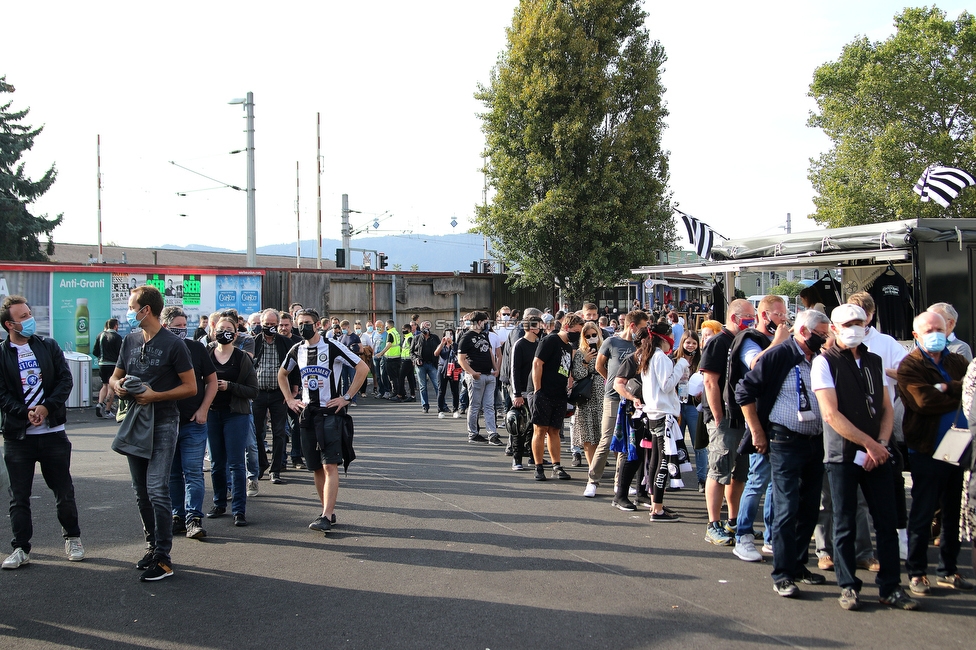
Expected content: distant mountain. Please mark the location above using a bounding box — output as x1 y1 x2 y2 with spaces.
159 233 487 272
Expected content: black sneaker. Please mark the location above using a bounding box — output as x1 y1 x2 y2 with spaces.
535 467 548 482
270 473 286 485
571 452 582 467
650 510 680 522
186 518 207 539
423 405 429 413
172 516 187 534
234 513 247 527
796 568 826 585
206 506 226 519
838 588 860 611
879 587 919 610
487 435 504 446
774 579 798 597
468 434 489 443
139 560 174 582
309 516 332 532
135 549 155 570
698 480 706 493
551 465 571 480
634 493 652 506
331 513 337 525
611 499 638 511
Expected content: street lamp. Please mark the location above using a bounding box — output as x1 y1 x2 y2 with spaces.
228 92 256 268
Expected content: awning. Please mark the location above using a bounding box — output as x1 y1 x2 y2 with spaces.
632 249 910 276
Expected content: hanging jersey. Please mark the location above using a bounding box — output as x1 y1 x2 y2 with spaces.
13 342 64 435
281 338 359 407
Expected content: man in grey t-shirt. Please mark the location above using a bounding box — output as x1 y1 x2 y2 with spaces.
584 310 648 497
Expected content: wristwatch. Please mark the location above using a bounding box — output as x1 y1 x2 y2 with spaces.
342 393 351 401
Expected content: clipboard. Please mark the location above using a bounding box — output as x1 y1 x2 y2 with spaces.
932 426 973 465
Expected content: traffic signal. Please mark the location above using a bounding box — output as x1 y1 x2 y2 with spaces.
378 252 388 269
470 261 478 273
335 248 346 268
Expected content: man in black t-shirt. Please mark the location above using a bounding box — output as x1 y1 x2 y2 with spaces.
111 286 196 582
458 311 500 444
93 318 122 418
161 307 216 541
530 313 583 481
698 298 754 547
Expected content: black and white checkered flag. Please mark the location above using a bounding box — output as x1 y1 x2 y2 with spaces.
675 210 722 259
913 165 976 208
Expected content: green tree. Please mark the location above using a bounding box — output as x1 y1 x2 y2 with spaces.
475 0 672 304
808 7 976 227
0 77 62 260
768 280 805 299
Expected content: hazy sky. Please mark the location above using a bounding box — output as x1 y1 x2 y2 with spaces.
5 1 966 257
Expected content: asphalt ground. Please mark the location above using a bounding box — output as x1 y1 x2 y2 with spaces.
0 396 973 649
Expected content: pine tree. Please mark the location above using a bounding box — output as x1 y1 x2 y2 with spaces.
0 76 62 261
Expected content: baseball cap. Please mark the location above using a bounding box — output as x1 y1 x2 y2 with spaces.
831 304 867 325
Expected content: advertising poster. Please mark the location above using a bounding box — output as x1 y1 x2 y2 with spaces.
111 273 217 335
216 275 261 316
51 272 112 358
112 273 145 337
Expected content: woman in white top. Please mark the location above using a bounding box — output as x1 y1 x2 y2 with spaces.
637 321 689 521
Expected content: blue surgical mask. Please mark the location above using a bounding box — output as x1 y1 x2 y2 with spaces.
342 328 349 335
17 317 36 338
367 326 374 333
919 332 947 353
126 308 143 329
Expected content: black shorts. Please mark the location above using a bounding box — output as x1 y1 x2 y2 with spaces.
298 407 342 470
99 364 115 384
530 391 566 430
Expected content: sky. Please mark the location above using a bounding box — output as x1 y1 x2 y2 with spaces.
4 1 969 259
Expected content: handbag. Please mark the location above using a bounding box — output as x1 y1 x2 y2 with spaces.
569 372 594 405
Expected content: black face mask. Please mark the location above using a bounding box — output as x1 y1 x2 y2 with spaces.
262 324 277 336
249 323 262 336
765 319 777 336
216 330 235 345
567 331 581 346
805 331 826 355
299 323 316 340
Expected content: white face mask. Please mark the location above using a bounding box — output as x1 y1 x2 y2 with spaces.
836 325 866 348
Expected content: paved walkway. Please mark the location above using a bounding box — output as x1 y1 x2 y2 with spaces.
0 398 972 649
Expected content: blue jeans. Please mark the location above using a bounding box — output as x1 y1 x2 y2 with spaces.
465 373 496 438
736 452 773 545
4 431 81 554
825 461 901 598
169 420 208 521
416 362 439 409
244 416 259 480
679 403 707 483
208 410 250 516
768 430 824 584
373 356 389 395
126 416 179 563
341 366 358 404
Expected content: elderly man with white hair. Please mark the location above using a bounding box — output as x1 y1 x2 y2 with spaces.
927 302 973 362
897 310 974 596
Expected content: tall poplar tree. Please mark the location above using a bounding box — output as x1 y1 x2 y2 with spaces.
0 76 62 261
476 0 672 304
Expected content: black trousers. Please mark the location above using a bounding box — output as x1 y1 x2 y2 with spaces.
252 389 288 474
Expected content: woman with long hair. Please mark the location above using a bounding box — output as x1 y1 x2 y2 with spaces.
206 316 258 527
635 322 688 521
673 330 705 490
570 321 605 469
434 328 461 417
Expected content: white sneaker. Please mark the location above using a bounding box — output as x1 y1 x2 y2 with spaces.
583 483 598 498
628 487 638 496
898 528 908 561
438 412 446 419
761 543 774 555
246 479 259 497
2 548 29 569
453 411 460 419
733 534 762 562
65 537 85 562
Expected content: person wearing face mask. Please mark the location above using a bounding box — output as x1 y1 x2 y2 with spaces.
204 315 259 528
375 319 403 401
728 295 791 562
811 304 918 611
93 318 122 418
0 295 85 571
161 307 217 541
399 325 417 402
927 302 973 362
458 312 501 444
337 320 362 408
251 308 294 485
370 320 389 399
570 322 605 471
735 308 832 598
110 286 197 581
530 313 584 480
435 328 461 418
490 307 513 418
698 300 757 547
673 330 705 491
509 313 544 468
897 311 974 596
410 321 440 414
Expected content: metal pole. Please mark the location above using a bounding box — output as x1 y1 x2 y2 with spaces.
341 193 351 267
296 161 301 269
97 134 103 264
391 274 397 325
316 112 322 269
244 91 257 268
